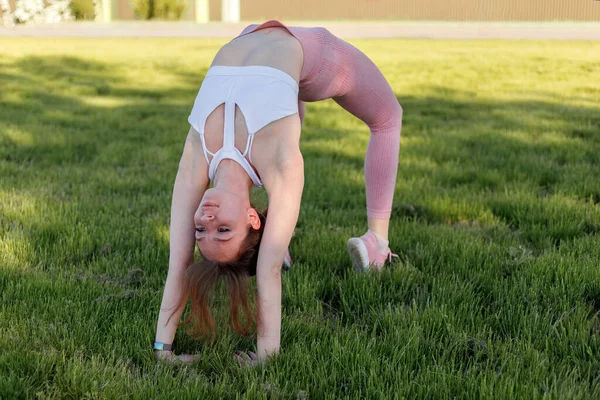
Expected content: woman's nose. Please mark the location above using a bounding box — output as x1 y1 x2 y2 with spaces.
200 214 214 221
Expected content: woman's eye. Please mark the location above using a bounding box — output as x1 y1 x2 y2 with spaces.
195 227 205 233
218 227 230 233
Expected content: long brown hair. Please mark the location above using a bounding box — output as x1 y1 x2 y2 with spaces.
173 210 267 340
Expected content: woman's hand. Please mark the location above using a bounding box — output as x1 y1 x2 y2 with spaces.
154 350 199 365
234 350 258 367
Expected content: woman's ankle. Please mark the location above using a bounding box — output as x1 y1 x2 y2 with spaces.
367 218 389 241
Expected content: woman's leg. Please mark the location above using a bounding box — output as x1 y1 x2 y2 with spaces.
335 90 402 249
368 218 389 241
330 44 403 270
344 100 402 271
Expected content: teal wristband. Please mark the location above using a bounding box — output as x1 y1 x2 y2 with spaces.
153 342 172 351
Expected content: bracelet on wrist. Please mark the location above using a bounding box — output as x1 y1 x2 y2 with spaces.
153 342 172 352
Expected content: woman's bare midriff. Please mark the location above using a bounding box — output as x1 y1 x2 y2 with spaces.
211 27 303 84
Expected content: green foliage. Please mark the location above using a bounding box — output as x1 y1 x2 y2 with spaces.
131 0 188 20
0 37 600 398
155 0 187 20
131 0 152 20
70 0 95 21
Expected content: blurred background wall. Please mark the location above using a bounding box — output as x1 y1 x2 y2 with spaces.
2 0 600 22
219 0 600 22
150 0 600 22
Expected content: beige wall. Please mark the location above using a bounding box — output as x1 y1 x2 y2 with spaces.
209 0 222 21
239 0 600 22
2 0 600 21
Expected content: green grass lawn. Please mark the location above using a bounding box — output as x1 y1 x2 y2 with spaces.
1 37 600 399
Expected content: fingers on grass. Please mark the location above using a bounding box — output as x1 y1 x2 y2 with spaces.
178 354 199 364
234 351 257 366
155 351 177 363
234 351 244 366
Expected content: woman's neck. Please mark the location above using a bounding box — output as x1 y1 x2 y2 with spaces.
213 159 253 202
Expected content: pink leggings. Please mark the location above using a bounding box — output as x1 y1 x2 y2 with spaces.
298 83 402 220
240 22 402 220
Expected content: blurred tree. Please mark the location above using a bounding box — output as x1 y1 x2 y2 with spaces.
70 0 95 20
131 0 187 20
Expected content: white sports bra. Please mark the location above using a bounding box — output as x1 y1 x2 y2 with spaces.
187 66 300 187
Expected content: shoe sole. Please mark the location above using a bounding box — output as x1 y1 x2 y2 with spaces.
347 238 370 272
282 250 292 271
282 258 292 271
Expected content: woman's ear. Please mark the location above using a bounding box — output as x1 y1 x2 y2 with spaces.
247 208 261 230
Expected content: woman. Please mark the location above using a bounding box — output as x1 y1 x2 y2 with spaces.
154 20 402 365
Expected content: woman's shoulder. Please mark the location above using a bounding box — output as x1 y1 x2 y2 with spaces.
238 23 260 37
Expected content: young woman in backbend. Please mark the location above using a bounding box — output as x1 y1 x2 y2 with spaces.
153 20 402 365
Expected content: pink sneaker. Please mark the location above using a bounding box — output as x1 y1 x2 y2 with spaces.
347 231 397 272
282 248 293 270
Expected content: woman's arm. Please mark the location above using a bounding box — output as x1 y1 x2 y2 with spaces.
155 127 209 347
255 150 304 360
